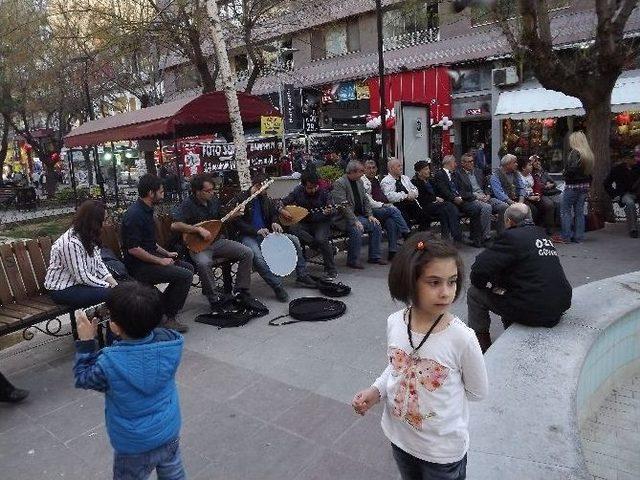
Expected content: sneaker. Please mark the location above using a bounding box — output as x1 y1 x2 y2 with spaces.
295 275 317 288
551 234 568 244
0 387 29 404
162 316 189 333
274 286 289 303
324 272 338 281
367 258 388 265
347 262 365 269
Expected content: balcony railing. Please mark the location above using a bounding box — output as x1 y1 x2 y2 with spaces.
383 28 440 52
235 59 295 82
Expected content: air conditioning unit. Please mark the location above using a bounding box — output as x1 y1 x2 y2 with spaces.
493 67 519 87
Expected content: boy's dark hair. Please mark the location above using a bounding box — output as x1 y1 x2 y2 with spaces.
301 170 319 186
106 282 163 338
388 233 464 305
138 174 163 198
190 173 214 195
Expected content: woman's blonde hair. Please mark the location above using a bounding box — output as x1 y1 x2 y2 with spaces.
569 131 594 175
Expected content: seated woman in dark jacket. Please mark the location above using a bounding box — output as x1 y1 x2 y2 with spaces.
411 160 462 242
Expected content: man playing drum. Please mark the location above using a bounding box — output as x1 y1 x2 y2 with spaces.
170 174 254 309
230 173 317 303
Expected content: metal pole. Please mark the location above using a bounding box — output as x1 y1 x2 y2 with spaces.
92 146 106 202
375 0 388 167
110 141 120 208
67 149 78 209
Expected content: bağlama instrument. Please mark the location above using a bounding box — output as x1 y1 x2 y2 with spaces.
183 179 274 253
278 202 348 227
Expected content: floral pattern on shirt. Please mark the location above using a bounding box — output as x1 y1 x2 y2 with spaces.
389 348 449 430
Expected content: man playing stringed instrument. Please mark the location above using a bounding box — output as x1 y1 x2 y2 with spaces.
230 173 317 303
170 174 254 310
281 170 338 280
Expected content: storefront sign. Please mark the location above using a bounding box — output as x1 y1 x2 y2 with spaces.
466 108 483 116
283 84 303 131
200 139 281 173
261 116 283 136
355 80 370 100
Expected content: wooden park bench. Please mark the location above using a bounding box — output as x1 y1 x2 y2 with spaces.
0 237 75 341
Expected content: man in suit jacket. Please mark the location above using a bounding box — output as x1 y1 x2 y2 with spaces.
456 153 508 236
332 160 387 269
433 155 486 247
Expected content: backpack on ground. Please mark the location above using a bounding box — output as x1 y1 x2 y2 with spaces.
195 294 268 328
268 296 347 326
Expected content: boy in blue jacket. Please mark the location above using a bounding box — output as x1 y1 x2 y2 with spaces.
73 282 185 480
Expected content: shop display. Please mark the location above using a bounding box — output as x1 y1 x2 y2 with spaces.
502 118 567 173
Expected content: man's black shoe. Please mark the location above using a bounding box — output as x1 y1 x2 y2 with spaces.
0 388 29 404
295 275 317 288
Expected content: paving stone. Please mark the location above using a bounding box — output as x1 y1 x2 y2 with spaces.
296 449 399 480
272 393 360 447
227 376 311 423
0 404 33 434
36 393 104 443
65 424 112 478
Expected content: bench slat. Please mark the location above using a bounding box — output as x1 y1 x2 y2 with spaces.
0 244 27 301
26 239 48 290
0 314 20 326
1 304 41 317
13 242 39 296
38 236 52 265
0 260 13 306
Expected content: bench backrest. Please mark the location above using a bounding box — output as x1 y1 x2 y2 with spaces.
0 237 52 306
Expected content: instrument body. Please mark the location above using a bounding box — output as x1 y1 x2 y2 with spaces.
279 202 348 226
260 233 297 276
183 179 274 253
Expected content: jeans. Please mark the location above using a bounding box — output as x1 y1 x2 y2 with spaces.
372 205 408 253
391 443 467 480
49 285 111 309
423 202 462 241
190 238 253 300
240 233 306 290
113 437 185 480
345 216 383 264
288 221 337 275
621 192 638 233
129 260 194 317
561 187 588 242
459 200 489 243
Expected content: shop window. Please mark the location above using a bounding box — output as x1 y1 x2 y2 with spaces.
311 19 360 60
451 65 492 93
383 2 439 50
502 117 569 173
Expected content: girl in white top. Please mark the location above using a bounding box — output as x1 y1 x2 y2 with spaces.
352 234 488 480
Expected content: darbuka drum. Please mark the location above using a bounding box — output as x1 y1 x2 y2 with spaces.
260 233 297 277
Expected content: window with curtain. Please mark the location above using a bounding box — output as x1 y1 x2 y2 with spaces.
311 20 360 60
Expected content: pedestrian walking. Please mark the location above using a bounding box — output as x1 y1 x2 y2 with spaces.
352 234 487 480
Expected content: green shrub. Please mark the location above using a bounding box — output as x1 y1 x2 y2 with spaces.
317 165 344 183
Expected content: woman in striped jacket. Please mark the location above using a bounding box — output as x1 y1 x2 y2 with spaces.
45 200 117 308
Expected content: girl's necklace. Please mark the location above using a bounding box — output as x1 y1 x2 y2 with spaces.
406 307 444 359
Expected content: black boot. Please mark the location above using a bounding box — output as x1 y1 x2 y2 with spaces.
0 373 29 404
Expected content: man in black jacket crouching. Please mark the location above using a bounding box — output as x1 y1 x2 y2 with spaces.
467 203 572 352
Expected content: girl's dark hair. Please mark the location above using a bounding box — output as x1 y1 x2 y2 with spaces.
388 233 464 306
72 200 106 255
106 282 163 339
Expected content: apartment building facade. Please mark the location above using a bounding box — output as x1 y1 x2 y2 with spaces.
161 0 640 169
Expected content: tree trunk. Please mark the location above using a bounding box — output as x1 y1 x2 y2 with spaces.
145 150 157 175
584 95 614 224
44 160 58 197
0 117 9 177
206 0 251 190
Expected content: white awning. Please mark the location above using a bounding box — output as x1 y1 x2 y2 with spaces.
495 71 640 119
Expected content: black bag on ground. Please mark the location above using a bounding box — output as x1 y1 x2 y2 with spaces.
268 296 347 326
195 294 268 328
309 274 351 297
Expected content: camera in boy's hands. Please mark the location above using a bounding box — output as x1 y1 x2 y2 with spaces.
76 303 111 341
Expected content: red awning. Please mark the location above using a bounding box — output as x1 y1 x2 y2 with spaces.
64 91 280 148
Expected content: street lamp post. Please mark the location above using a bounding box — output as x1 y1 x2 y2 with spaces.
375 0 388 167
